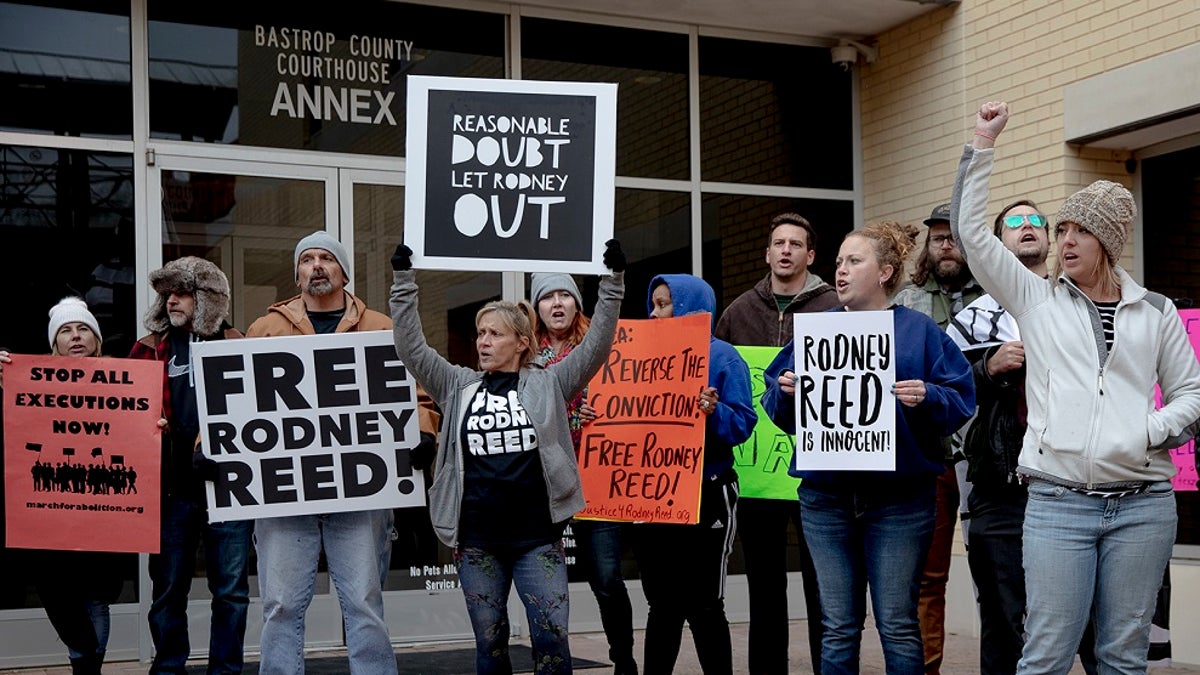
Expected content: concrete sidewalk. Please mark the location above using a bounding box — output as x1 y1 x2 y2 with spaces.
5 619 1198 674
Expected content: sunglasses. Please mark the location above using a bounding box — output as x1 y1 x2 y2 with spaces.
1002 214 1047 228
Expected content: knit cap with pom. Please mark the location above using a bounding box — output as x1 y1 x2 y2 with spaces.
47 297 102 349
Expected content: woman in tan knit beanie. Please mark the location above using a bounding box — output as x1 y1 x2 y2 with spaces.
951 101 1200 675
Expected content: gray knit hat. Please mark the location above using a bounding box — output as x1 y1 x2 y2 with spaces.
529 273 583 310
1055 180 1136 264
48 296 102 349
295 231 350 282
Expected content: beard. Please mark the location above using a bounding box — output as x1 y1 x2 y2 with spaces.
167 311 191 328
1016 246 1049 267
932 258 968 285
305 277 335 296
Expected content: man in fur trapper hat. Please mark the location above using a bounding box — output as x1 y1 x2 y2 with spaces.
128 256 253 675
247 232 439 674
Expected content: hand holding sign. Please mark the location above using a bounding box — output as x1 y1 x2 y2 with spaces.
391 243 413 271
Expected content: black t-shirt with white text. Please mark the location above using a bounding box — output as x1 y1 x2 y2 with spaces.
459 371 559 548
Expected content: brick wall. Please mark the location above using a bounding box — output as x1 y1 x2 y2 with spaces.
860 0 1199 278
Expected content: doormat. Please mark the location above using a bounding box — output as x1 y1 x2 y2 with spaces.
186 646 607 674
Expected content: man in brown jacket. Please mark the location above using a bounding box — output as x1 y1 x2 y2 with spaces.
714 212 838 675
247 231 438 675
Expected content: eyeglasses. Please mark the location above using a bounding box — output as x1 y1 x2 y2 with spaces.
1002 214 1047 228
929 234 956 247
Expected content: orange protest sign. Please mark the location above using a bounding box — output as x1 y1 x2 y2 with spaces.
4 354 163 553
577 313 710 524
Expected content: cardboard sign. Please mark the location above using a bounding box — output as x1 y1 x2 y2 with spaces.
404 75 617 274
1166 308 1200 491
193 332 424 522
576 314 710 524
4 355 162 552
732 346 802 500
792 311 897 471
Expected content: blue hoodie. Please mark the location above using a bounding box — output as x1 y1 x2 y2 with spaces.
761 305 975 489
647 274 757 479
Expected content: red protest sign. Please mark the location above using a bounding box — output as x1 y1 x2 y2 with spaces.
4 355 163 552
577 314 710 524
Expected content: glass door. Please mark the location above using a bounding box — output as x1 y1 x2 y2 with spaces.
342 169 499 641
147 156 347 658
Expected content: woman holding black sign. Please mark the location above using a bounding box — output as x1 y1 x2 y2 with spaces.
760 222 974 674
0 297 127 674
389 242 625 675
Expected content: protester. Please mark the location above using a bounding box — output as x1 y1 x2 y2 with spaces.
129 256 253 675
0 298 126 674
761 221 974 673
530 272 637 675
633 274 756 675
893 202 984 675
389 241 625 674
246 231 440 675
946 199 1050 674
954 100 1200 674
713 212 837 674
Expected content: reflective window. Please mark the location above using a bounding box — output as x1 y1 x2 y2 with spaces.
0 1 132 138
700 37 853 189
613 188 693 319
701 194 854 320
0 145 138 609
148 1 505 155
522 19 689 180
161 171 325 329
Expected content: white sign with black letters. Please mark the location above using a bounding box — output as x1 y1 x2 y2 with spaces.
193 332 424 522
404 75 617 274
792 311 897 471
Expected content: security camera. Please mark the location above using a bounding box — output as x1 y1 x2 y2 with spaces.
831 39 879 71
831 44 858 70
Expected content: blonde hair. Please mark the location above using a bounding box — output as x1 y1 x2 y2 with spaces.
475 301 538 369
847 220 921 296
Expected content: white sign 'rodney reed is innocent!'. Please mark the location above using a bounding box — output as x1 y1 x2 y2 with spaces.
404 75 617 274
791 311 897 472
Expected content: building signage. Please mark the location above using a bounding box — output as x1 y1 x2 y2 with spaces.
251 23 414 126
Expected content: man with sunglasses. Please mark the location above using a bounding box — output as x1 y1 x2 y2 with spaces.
946 200 1050 674
893 203 985 675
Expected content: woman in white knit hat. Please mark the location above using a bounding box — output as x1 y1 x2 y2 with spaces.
953 101 1200 675
0 297 123 674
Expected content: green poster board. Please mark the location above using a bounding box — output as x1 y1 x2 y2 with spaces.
732 346 801 500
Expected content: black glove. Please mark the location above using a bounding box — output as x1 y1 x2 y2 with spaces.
603 239 626 273
391 244 413 271
193 453 221 482
411 432 437 472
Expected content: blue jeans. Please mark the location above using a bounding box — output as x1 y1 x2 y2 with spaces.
256 510 397 675
737 496 823 675
800 481 935 675
67 600 110 659
148 496 252 675
1017 480 1176 675
572 520 635 672
456 541 572 675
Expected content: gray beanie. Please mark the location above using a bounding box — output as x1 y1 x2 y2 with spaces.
48 297 102 349
530 273 583 310
295 231 351 282
1055 180 1136 264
